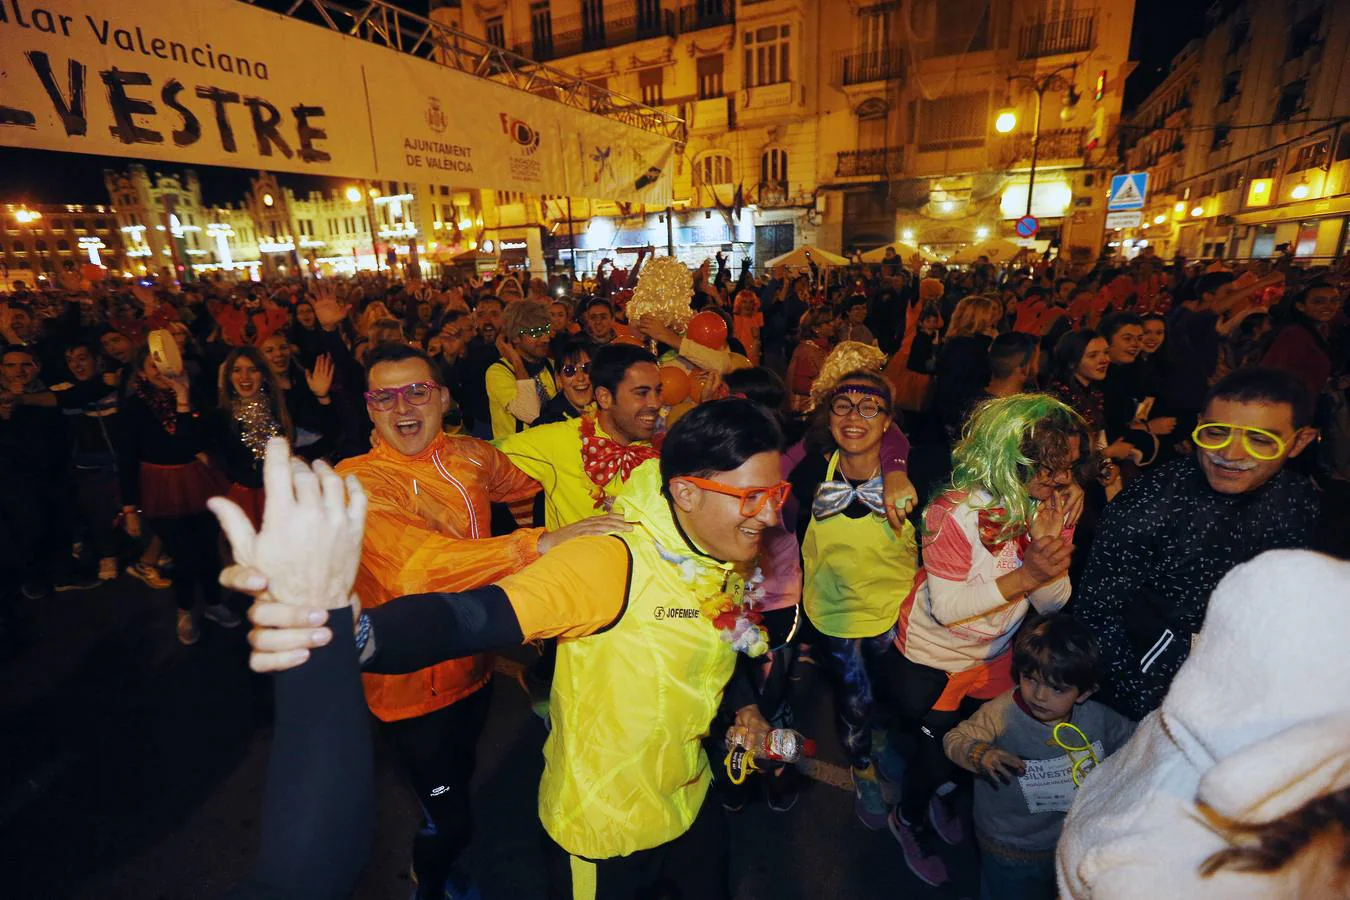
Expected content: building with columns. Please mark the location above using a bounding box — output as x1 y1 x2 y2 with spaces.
1 201 123 290
1122 0 1350 262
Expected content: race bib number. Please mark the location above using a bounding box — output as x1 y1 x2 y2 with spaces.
1017 741 1105 814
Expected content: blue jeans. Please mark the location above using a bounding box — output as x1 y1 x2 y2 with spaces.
979 851 1056 900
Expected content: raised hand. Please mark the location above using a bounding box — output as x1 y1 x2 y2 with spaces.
311 286 350 329
304 354 335 398
208 438 367 610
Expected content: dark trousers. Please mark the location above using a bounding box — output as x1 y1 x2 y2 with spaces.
146 511 222 611
72 465 122 568
820 628 896 769
378 682 493 899
880 651 965 825
546 792 729 900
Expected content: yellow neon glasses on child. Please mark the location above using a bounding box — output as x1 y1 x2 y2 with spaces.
1052 722 1101 787
1191 422 1287 461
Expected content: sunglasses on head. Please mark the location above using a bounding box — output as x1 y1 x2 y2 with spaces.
561 362 591 377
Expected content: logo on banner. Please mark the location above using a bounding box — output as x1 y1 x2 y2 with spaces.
425 98 447 135
501 113 541 182
501 114 540 155
589 145 613 184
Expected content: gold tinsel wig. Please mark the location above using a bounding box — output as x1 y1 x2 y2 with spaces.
625 256 694 329
808 341 888 410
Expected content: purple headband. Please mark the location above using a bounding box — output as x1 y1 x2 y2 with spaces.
830 383 889 402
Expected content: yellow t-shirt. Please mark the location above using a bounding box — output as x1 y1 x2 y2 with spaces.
485 359 557 440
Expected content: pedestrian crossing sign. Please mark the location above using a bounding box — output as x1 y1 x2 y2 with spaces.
1108 173 1149 211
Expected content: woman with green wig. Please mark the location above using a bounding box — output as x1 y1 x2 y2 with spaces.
884 393 1093 887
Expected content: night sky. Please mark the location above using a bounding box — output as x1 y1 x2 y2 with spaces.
0 0 1210 207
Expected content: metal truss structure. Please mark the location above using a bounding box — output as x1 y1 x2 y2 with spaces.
241 0 687 143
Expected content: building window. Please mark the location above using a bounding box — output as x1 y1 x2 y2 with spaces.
1288 139 1330 173
1220 71 1240 103
761 147 789 189
485 16 505 48
638 68 665 106
1275 80 1307 122
933 0 990 55
1210 124 1231 151
582 0 605 49
50 218 65 230
35 240 47 251
56 239 70 252
860 4 892 58
72 218 86 230
1228 19 1249 55
695 152 733 186
697 54 724 100
1254 157 1278 179
530 2 553 59
1335 131 1350 163
1218 171 1240 193
1286 9 1322 61
12 241 24 252
93 218 107 229
917 92 988 151
744 24 790 88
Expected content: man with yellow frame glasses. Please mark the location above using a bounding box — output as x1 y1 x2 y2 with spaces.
1073 367 1320 721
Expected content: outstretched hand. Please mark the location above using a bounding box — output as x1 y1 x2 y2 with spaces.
208 437 367 610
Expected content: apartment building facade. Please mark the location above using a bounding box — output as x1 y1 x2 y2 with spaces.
1122 0 1350 262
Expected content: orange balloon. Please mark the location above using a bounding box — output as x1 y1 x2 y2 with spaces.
659 365 690 405
612 333 646 348
686 310 728 350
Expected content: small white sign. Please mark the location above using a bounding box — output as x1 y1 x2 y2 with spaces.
1017 741 1105 814
1105 211 1142 230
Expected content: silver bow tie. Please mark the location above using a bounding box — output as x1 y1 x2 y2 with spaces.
812 477 886 519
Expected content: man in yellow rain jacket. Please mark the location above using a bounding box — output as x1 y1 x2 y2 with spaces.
237 399 787 899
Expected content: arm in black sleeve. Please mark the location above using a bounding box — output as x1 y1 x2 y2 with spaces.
224 607 372 900
362 585 524 675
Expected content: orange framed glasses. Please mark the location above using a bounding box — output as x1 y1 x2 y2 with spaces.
681 477 792 517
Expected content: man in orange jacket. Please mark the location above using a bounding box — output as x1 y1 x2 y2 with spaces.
336 342 624 900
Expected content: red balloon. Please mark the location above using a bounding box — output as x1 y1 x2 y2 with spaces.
686 311 728 350
659 366 690 405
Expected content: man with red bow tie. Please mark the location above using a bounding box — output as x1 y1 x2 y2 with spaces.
496 343 664 527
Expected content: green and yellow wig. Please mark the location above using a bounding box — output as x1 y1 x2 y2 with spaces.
944 393 1092 543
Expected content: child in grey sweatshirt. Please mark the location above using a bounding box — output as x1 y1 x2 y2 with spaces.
944 614 1135 900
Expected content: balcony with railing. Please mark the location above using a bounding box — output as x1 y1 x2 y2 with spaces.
678 0 734 32
1005 127 1087 163
836 147 905 179
513 2 675 61
834 48 906 87
1017 14 1095 59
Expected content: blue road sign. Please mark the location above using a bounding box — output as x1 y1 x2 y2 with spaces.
1015 214 1039 238
1108 173 1149 211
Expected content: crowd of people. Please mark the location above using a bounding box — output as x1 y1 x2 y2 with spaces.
2 242 1348 900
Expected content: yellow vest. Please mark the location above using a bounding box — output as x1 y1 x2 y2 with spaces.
538 462 740 859
803 452 919 639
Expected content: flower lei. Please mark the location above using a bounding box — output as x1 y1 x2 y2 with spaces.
656 542 769 657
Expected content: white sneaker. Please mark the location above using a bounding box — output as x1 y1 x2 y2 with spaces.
98 557 118 581
203 603 242 628
177 610 200 645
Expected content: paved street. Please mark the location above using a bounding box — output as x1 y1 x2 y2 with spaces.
2 576 981 900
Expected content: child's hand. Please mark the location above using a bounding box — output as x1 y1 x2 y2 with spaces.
980 747 1026 786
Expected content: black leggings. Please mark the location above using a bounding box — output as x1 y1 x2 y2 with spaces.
879 651 965 826
545 792 729 900
378 682 493 899
146 511 222 611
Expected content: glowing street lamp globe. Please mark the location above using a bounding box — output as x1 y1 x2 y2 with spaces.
345 186 363 203
994 108 1018 134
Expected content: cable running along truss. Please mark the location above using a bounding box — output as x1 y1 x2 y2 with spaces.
241 0 687 143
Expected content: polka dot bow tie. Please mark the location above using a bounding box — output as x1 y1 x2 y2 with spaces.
581 434 658 492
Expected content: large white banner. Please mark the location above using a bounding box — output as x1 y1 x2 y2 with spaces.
0 0 674 204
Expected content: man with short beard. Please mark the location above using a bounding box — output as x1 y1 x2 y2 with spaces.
1073 367 1319 721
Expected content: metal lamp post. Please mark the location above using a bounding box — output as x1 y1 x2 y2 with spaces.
996 64 1078 218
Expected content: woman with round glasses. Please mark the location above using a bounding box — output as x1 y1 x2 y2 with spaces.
788 370 919 829
537 337 596 425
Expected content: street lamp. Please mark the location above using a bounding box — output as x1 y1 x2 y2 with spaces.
1291 180 1310 200
345 186 362 203
997 64 1078 218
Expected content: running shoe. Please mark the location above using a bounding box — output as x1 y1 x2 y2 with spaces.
852 762 889 830
203 604 242 628
928 791 965 846
53 575 103 593
127 562 172 589
765 766 800 813
887 807 949 887
177 610 200 646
